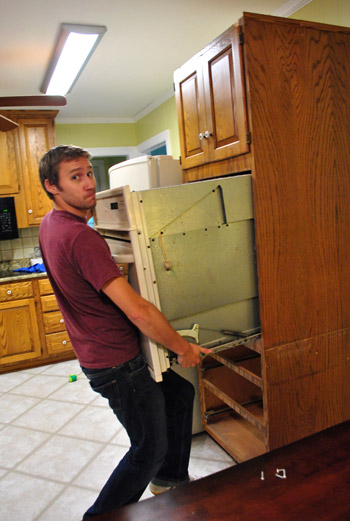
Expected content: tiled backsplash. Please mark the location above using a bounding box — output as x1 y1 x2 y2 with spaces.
0 227 40 262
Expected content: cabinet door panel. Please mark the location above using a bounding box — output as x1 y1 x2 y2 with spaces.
18 118 54 225
203 27 249 162
0 130 19 194
0 298 41 365
174 67 208 169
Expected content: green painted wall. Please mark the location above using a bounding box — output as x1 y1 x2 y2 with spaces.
292 0 350 25
56 96 180 157
135 96 180 158
55 122 137 148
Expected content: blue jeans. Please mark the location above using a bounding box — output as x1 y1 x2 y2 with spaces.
81 353 195 518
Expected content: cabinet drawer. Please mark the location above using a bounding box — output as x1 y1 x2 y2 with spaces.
0 280 33 301
46 331 72 355
38 278 53 295
43 310 66 334
40 294 59 312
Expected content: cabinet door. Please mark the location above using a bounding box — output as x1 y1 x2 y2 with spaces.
174 25 249 171
174 59 208 169
0 298 41 365
0 130 20 194
17 117 55 225
202 26 249 163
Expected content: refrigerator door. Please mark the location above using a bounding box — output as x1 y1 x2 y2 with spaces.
109 155 182 191
133 174 259 348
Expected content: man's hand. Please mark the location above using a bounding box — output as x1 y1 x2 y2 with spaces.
177 343 212 367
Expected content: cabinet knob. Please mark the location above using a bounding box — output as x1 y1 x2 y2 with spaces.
28 209 33 214
59 318 64 324
7 290 12 295
62 340 67 345
199 131 213 140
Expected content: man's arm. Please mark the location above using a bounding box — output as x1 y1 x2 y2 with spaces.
102 276 211 367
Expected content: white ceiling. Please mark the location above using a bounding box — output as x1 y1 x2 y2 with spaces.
1 0 300 123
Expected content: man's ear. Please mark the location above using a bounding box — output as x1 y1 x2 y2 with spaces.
44 178 59 197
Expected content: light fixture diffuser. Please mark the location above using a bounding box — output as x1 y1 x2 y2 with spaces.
40 23 107 96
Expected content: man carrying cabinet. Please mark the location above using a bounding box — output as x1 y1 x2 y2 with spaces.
38 145 211 519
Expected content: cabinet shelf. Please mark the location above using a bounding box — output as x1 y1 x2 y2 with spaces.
206 344 262 388
204 412 266 463
202 378 265 433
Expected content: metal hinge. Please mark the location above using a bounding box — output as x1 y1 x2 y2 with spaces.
239 31 244 45
246 131 251 144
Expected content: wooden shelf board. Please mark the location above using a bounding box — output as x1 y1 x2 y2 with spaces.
202 378 265 432
204 412 267 463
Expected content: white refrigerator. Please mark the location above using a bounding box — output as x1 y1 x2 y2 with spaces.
94 173 259 433
109 155 182 191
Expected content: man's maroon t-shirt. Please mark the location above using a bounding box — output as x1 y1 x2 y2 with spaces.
39 208 140 368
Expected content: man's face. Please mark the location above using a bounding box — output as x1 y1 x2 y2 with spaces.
45 157 97 217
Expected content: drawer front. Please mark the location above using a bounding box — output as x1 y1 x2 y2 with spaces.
43 310 66 334
0 280 33 301
38 278 53 296
46 331 73 355
41 294 59 312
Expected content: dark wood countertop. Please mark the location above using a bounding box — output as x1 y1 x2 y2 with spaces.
89 421 350 521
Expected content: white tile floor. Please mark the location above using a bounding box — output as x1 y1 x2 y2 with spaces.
0 359 235 521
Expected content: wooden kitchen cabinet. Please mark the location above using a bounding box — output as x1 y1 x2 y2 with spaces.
0 276 75 373
0 130 20 194
174 25 249 171
37 278 73 355
0 280 41 366
174 13 350 462
0 110 56 228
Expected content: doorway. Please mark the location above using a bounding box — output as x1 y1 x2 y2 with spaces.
91 155 127 192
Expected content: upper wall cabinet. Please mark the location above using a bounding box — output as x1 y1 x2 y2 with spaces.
174 25 249 170
0 110 57 227
0 130 20 194
17 114 56 226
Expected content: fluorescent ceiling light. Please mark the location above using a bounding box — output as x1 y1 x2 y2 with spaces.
40 23 107 96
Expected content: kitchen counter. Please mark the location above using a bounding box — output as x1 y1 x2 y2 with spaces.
0 270 47 283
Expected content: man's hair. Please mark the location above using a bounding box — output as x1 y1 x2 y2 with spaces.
39 145 91 200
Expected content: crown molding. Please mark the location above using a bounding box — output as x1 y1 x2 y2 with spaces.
272 0 313 17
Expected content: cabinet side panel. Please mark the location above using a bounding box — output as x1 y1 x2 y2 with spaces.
245 18 350 346
265 329 350 449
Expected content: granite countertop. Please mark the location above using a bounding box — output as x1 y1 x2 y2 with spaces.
0 259 47 283
0 270 47 283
